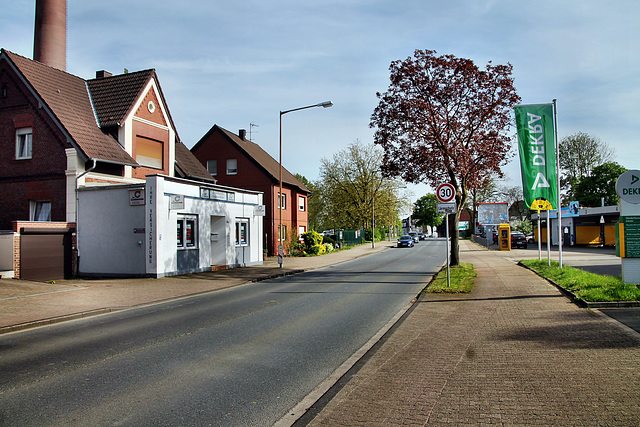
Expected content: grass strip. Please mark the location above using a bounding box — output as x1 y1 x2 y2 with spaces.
425 263 476 293
520 259 640 302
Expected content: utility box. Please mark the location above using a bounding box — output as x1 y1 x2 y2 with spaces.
498 223 511 251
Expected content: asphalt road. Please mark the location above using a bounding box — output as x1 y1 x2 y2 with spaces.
0 239 446 426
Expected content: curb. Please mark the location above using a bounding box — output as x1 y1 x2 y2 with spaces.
517 261 640 308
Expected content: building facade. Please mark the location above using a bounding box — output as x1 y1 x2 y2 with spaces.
191 125 311 256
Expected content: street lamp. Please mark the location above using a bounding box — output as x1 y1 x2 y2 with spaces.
278 101 333 267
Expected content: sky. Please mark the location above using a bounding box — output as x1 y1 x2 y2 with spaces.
4 0 639 208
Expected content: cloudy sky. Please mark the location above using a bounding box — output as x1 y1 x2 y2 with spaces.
4 0 639 204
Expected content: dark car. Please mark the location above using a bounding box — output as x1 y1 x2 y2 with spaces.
511 231 528 249
397 235 415 248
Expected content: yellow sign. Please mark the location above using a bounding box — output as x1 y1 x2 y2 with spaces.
530 199 553 211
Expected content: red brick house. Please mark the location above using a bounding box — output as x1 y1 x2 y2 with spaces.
0 49 211 279
191 125 311 256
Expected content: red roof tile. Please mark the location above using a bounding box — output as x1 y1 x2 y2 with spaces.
3 49 136 165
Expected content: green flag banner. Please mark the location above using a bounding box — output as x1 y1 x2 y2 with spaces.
514 103 557 210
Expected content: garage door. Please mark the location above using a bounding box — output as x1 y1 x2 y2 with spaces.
20 233 71 281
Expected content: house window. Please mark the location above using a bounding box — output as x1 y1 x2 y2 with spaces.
177 216 198 248
299 226 306 240
31 200 51 221
136 136 163 169
235 219 249 246
278 225 287 241
299 196 306 211
226 158 237 175
16 127 32 159
278 193 286 209
207 159 217 176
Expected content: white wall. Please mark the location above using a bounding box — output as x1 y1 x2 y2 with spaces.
0 232 14 271
77 185 147 276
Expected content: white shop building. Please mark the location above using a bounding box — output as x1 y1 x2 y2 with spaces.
77 175 264 278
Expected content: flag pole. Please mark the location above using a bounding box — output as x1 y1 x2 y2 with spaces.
553 99 563 268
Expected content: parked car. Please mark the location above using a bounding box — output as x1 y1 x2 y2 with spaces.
511 231 528 249
397 235 415 248
526 233 535 243
418 233 427 240
408 231 419 243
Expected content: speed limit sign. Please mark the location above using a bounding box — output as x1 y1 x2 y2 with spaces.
436 183 456 203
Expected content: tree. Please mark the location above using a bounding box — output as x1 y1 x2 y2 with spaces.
559 132 615 201
295 174 321 231
317 140 410 232
573 162 627 207
413 194 443 230
370 50 520 265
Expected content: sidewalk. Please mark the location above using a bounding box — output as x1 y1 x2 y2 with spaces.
0 242 392 334
304 240 640 426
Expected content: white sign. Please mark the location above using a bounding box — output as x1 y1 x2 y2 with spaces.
254 205 266 216
169 194 184 210
437 202 457 214
129 189 145 206
477 202 509 225
616 170 640 204
436 183 456 203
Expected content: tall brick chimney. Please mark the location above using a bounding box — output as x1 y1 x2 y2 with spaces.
33 0 67 71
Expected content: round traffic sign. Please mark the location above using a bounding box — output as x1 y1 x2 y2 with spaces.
616 170 640 204
436 183 456 203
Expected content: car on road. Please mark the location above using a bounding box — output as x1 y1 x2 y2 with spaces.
408 231 419 243
418 233 427 240
397 235 415 247
511 231 528 249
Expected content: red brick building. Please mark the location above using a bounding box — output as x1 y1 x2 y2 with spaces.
0 49 211 279
191 125 311 256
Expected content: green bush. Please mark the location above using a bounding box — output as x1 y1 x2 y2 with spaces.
323 243 334 253
308 244 326 255
302 231 323 248
322 235 336 246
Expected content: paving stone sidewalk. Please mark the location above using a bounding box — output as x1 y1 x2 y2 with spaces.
306 240 640 426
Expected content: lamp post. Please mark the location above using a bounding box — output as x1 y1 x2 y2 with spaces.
278 101 333 267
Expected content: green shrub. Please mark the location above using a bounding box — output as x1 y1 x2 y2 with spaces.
302 231 323 248
308 244 326 255
323 243 334 253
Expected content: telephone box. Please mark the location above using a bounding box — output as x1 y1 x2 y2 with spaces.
498 223 511 251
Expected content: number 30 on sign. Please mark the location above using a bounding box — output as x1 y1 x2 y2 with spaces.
436 183 456 203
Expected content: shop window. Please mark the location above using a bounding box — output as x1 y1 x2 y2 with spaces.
31 200 51 221
177 216 198 248
16 127 32 159
235 219 249 246
226 158 237 175
136 136 163 169
299 196 306 211
207 159 217 176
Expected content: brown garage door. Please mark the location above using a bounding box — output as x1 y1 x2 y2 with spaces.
21 233 71 281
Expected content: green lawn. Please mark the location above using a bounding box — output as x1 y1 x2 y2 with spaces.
520 259 640 302
425 263 476 293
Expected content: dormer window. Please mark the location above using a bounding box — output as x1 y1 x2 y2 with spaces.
136 136 163 169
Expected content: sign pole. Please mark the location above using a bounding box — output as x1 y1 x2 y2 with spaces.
553 99 563 268
446 213 450 287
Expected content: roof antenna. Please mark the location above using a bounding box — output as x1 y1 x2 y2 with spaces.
249 123 259 141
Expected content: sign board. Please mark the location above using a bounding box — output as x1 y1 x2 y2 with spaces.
477 202 509 225
129 189 145 206
530 199 553 211
436 183 456 203
169 194 184 210
437 202 456 214
616 170 640 204
616 216 640 258
254 205 266 216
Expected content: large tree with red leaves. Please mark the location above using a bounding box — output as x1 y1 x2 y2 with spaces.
371 50 520 265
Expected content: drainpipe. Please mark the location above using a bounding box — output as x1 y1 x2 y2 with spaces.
74 159 96 275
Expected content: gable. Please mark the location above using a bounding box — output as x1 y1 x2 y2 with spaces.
135 86 167 127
